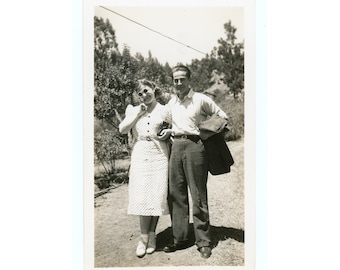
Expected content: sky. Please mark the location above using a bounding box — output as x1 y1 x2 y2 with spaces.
94 6 244 66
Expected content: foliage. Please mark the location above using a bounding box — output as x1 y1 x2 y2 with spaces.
93 15 245 183
94 17 119 72
214 93 244 141
189 56 214 92
189 20 244 98
215 20 244 98
94 17 138 129
94 128 127 176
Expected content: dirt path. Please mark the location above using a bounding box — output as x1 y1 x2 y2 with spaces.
94 139 244 267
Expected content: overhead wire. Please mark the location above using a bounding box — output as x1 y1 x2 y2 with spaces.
99 6 206 55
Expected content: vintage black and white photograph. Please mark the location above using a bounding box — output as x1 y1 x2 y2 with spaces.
84 1 256 269
5 1 340 270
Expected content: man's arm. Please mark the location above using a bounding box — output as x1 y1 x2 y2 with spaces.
201 94 228 119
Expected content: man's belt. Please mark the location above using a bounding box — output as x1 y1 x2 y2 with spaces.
173 134 200 143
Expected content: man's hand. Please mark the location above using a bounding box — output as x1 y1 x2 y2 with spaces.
157 129 172 141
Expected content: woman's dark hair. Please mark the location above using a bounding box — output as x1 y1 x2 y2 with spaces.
137 79 161 97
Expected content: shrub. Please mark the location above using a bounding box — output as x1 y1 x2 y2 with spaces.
216 94 244 141
94 128 126 177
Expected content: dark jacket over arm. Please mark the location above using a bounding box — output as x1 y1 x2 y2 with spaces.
198 115 234 175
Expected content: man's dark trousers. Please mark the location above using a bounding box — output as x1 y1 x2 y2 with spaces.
168 138 211 248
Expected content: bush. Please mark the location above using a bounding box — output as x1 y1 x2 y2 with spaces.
94 128 126 176
94 171 129 190
216 94 244 141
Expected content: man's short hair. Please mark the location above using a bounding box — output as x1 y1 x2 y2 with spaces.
172 65 191 79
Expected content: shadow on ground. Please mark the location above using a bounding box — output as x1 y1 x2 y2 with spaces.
156 223 244 251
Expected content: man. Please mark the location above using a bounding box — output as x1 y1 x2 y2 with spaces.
164 65 228 258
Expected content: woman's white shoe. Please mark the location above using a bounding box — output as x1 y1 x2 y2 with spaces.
136 241 147 257
146 234 156 254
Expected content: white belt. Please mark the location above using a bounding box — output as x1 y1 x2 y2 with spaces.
137 135 157 141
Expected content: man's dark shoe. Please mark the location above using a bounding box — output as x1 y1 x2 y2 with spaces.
163 242 189 253
198 246 212 258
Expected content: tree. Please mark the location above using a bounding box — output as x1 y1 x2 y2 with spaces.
94 17 119 74
94 17 137 129
189 56 223 92
216 20 244 98
94 17 137 182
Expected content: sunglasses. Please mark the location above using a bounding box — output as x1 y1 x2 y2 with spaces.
137 88 149 97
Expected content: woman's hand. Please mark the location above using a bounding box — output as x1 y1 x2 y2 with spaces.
137 103 147 117
157 129 172 141
119 104 147 134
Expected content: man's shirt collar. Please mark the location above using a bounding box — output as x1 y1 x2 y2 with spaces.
177 89 194 102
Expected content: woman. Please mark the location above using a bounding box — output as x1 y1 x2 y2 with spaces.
119 79 172 258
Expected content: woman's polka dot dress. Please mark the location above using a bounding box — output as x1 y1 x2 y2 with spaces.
127 103 170 216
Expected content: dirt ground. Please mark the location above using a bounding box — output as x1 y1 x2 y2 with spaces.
94 138 244 267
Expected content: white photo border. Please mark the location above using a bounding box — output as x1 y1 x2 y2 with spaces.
83 1 257 269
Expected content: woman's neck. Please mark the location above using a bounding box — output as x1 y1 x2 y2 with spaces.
146 100 157 113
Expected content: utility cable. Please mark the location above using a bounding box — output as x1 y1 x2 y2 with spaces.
99 6 206 55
